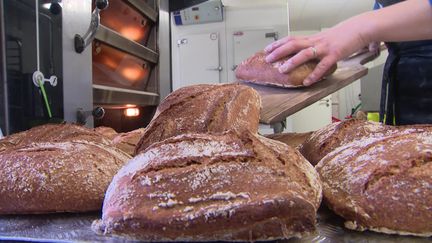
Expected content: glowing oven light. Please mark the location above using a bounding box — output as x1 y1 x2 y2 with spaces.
124 108 140 117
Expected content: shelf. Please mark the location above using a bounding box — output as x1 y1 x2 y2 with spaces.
126 0 158 22
93 84 159 106
95 25 158 64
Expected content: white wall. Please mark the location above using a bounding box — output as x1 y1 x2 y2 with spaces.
170 4 289 87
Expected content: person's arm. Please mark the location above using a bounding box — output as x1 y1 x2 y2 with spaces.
265 0 432 86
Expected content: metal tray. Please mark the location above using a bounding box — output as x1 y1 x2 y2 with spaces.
0 207 430 242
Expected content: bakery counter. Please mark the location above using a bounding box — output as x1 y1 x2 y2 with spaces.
0 207 429 242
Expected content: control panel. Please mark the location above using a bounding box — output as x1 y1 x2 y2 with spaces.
173 0 223 26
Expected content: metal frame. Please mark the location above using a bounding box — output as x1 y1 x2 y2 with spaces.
0 0 9 135
62 0 93 126
158 0 171 100
93 84 159 106
126 0 158 22
95 25 158 63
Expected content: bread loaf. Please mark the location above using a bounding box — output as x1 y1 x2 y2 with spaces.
265 132 313 149
235 51 337 88
112 128 146 156
135 84 261 154
0 141 131 214
0 123 111 153
299 119 432 165
316 132 432 237
94 126 118 140
93 131 321 241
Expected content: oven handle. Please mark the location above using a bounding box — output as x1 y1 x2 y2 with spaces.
74 0 109 53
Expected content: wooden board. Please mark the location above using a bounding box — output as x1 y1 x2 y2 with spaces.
241 49 381 124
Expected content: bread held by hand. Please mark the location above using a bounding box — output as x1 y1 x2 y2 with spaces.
235 51 337 88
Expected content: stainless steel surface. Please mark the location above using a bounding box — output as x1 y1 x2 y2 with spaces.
158 0 172 101
126 0 158 22
93 84 159 106
0 0 9 135
62 0 93 127
95 25 158 64
0 207 430 242
74 0 108 53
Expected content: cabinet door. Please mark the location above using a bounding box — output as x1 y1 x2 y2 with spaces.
291 96 332 133
174 32 221 90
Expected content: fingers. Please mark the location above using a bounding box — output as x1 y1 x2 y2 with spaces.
265 39 311 63
303 56 337 86
264 36 294 53
278 47 318 73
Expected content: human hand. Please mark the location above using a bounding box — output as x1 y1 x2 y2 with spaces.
264 18 370 86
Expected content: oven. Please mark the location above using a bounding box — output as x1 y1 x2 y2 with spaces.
0 0 172 135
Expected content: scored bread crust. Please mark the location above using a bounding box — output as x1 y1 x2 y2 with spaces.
94 126 119 140
235 51 337 88
299 119 432 165
135 84 261 154
93 131 322 241
316 132 432 237
0 141 131 214
0 123 111 153
112 128 146 156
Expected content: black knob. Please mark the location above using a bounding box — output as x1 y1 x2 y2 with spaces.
49 0 62 15
74 34 85 53
95 0 109 10
92 107 105 119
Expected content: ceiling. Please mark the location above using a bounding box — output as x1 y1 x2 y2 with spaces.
222 0 374 30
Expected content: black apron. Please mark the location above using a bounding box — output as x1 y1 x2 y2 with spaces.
377 0 432 125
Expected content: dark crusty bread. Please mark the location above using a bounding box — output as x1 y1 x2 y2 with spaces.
112 128 146 156
94 126 118 140
265 132 313 149
235 51 337 88
0 123 111 153
135 84 261 154
316 132 432 237
93 131 322 241
299 119 432 165
0 141 131 214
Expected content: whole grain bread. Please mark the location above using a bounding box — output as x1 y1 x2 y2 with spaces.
316 132 432 237
0 123 111 153
93 131 322 241
135 84 261 154
0 141 131 214
265 132 313 149
299 119 432 165
112 128 146 156
94 126 118 140
235 51 337 88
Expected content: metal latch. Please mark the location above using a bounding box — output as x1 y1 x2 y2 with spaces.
74 0 109 53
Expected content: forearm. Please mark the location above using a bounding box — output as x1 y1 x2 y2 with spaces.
351 0 432 43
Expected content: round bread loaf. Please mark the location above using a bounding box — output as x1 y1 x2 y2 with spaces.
235 51 337 88
0 123 111 153
0 141 131 214
112 128 146 156
299 119 432 165
316 132 432 237
94 126 118 140
135 83 261 154
93 131 321 241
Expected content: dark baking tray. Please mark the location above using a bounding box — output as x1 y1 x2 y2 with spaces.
0 207 430 242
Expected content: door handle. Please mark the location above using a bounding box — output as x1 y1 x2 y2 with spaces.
206 66 223 71
318 99 331 107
